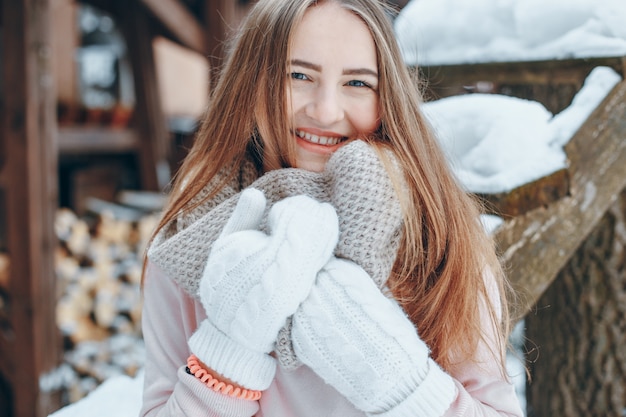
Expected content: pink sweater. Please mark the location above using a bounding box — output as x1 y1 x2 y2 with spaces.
140 262 524 417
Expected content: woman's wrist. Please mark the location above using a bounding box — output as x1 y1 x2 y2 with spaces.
191 356 239 386
187 319 277 390
186 354 263 401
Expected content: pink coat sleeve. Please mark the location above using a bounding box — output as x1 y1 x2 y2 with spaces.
444 350 524 417
442 269 524 417
139 262 259 417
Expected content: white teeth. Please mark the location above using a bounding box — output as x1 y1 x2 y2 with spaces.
296 130 342 146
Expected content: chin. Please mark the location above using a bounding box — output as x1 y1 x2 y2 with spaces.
295 147 331 172
296 160 326 173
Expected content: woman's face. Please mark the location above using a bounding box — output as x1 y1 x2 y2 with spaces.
286 2 380 172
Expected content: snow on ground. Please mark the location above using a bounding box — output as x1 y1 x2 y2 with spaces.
49 370 144 417
48 0 625 415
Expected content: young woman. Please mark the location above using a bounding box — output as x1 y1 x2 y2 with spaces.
140 0 524 416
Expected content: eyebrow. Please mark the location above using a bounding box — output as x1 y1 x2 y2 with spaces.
290 59 378 77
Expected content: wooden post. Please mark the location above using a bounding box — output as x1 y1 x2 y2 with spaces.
525 188 626 416
117 0 171 191
140 0 206 55
0 0 62 415
205 0 237 87
493 79 626 320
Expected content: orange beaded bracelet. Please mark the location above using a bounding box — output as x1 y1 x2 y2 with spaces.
186 354 263 401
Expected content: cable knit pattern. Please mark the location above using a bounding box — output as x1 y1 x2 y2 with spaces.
148 140 404 369
292 258 457 416
200 191 338 352
189 190 338 389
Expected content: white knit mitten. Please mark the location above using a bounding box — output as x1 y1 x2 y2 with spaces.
292 258 457 416
189 188 338 390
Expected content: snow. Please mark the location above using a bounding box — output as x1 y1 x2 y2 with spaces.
48 371 144 417
48 0 625 415
424 66 621 195
395 0 626 66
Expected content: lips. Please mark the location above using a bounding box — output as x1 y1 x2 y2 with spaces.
295 129 346 146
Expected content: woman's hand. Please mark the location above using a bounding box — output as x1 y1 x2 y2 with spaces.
188 188 338 390
292 258 457 416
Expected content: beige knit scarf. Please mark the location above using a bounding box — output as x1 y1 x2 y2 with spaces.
148 140 404 369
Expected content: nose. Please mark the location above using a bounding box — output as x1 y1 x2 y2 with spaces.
305 86 344 126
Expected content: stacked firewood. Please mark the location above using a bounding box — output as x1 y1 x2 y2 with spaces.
53 205 159 403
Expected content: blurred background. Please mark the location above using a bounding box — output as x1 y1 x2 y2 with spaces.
0 1 625 416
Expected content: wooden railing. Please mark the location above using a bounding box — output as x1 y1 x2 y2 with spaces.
418 57 626 318
421 56 626 415
493 78 626 319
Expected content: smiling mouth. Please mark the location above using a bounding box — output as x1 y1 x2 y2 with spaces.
295 129 346 146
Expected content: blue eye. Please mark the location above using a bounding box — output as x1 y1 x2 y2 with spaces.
290 72 308 81
346 80 370 88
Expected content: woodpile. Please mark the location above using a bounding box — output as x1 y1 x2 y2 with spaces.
52 203 159 403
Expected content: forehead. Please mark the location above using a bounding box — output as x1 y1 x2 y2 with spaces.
290 2 377 67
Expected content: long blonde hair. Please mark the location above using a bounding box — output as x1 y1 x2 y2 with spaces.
151 0 511 374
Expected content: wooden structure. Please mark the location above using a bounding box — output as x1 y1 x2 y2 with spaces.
495 74 626 318
525 189 626 416
0 2 60 416
420 57 626 415
420 57 626 319
0 0 252 416
421 56 626 113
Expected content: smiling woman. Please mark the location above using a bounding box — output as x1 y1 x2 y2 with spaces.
286 3 380 172
140 1 524 416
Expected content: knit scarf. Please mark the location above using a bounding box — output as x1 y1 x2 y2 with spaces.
148 140 404 369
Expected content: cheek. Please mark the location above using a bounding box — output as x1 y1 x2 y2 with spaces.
352 100 380 133
285 87 294 119
285 88 305 121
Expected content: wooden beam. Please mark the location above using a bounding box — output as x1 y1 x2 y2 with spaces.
494 79 626 321
477 168 570 217
118 0 171 191
139 0 207 55
58 126 139 154
0 0 61 415
420 56 626 100
205 0 237 84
